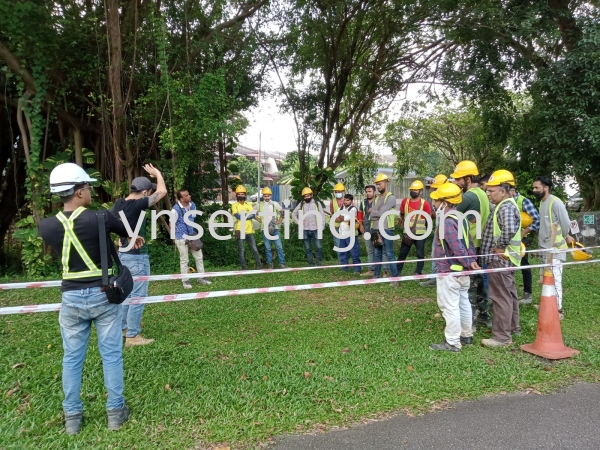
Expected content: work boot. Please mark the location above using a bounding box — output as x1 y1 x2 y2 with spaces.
429 340 461 352
64 411 83 435
198 278 211 285
420 278 437 287
183 281 193 289
107 404 130 431
559 309 564 320
125 335 155 347
279 264 288 269
460 336 473 345
520 293 532 304
383 271 391 277
476 315 493 328
268 263 274 269
481 338 512 348
361 270 375 277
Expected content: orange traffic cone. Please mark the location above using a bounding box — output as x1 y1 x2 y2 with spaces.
521 269 579 360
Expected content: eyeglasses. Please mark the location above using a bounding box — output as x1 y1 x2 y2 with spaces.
78 186 94 194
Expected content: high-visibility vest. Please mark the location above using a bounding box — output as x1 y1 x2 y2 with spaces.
439 212 470 272
468 187 490 248
492 198 522 266
515 194 525 212
331 197 342 228
55 207 103 280
371 192 396 229
549 196 568 250
258 201 278 230
404 199 426 235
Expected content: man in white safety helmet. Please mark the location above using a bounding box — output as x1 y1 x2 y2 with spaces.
40 163 144 435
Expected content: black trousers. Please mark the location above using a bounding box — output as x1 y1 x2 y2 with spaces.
521 252 532 294
396 237 426 275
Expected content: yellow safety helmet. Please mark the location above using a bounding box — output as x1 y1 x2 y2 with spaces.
520 211 533 228
571 242 592 261
261 186 272 195
430 182 463 204
374 173 389 183
487 169 516 187
431 174 448 189
235 185 247 194
409 180 424 190
520 242 526 258
334 182 345 191
450 160 479 179
301 187 313 196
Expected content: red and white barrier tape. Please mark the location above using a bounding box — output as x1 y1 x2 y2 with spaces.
0 245 597 291
1 257 597 316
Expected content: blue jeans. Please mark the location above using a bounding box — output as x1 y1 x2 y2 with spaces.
373 229 399 277
364 234 389 271
340 236 361 272
119 253 150 338
59 287 124 414
431 245 438 274
262 230 285 265
303 230 323 266
333 233 343 263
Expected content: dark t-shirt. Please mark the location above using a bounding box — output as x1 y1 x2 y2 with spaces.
456 191 481 222
111 197 150 254
40 208 129 292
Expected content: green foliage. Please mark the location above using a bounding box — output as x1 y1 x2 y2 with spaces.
290 165 336 207
340 147 380 193
229 156 258 194
13 216 55 277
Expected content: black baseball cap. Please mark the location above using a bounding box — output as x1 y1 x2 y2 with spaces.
130 176 157 192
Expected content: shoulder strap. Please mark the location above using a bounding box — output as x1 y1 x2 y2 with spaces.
97 212 110 286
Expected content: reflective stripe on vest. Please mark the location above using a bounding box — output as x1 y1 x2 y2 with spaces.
492 198 522 266
468 187 490 248
332 197 342 227
55 207 103 280
439 213 470 268
404 199 426 235
372 192 396 229
549 197 568 249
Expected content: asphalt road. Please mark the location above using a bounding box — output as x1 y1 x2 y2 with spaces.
270 382 600 450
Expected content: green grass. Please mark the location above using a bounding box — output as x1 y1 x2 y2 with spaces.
1 255 600 449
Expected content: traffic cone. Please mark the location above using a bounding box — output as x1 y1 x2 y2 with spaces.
521 269 579 360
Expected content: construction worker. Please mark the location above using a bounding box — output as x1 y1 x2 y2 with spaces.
359 184 389 277
338 194 362 273
369 173 400 286
40 163 144 434
232 185 263 270
112 164 167 347
532 176 575 319
479 173 491 193
397 180 431 275
420 174 448 287
480 170 522 347
172 189 211 289
256 186 287 269
451 160 491 328
429 183 480 352
330 182 346 264
292 187 325 266
510 187 540 304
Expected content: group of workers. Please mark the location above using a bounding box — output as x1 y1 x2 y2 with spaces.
39 159 587 435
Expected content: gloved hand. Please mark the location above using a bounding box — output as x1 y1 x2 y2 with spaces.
247 214 256 220
234 213 241 220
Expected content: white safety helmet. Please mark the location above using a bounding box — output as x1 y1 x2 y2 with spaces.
49 163 97 196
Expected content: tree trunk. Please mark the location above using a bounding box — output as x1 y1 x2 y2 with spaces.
73 128 84 167
106 0 124 182
218 139 229 207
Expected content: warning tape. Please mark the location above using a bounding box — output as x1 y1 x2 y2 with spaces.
0 257 597 315
0 245 597 291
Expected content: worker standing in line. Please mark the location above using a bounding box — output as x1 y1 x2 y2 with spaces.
359 185 389 277
292 187 326 266
232 185 263 270
330 182 346 265
429 182 479 352
420 174 448 287
397 180 431 276
480 170 522 347
255 187 287 269
338 194 362 273
451 160 491 329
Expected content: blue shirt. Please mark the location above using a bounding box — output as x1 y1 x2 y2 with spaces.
172 201 199 239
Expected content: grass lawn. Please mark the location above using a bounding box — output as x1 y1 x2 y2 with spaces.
1 255 600 449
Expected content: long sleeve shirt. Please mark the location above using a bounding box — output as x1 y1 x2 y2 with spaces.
515 193 540 232
481 200 521 267
432 208 476 273
538 194 571 261
369 192 397 231
292 201 325 231
172 201 198 239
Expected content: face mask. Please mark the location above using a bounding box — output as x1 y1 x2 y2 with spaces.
304 197 313 203
409 191 419 199
532 191 544 200
237 195 246 202
335 193 343 199
435 202 448 216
